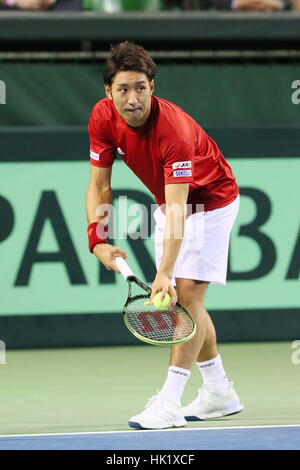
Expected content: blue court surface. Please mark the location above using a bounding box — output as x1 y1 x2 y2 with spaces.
0 425 299 450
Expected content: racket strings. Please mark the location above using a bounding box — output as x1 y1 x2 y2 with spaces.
125 296 194 343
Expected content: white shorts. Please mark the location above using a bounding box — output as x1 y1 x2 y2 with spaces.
154 195 240 286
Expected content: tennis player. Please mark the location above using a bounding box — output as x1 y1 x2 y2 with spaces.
86 41 244 429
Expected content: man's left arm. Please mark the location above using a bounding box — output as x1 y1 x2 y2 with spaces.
150 182 189 306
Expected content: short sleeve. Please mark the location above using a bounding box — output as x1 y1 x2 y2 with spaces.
162 140 194 185
88 105 116 168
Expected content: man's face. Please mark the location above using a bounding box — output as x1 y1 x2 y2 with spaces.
105 71 154 128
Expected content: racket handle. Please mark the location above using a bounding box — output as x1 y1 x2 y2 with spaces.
115 256 134 280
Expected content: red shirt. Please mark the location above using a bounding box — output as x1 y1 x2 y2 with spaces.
88 96 239 212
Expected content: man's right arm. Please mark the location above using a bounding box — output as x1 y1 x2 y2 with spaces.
86 164 127 272
86 164 113 224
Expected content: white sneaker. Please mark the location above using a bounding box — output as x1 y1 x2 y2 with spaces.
128 392 187 430
182 382 244 421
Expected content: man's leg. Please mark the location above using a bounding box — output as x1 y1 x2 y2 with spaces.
170 279 214 370
170 280 244 421
170 279 220 367
197 311 218 362
161 278 224 399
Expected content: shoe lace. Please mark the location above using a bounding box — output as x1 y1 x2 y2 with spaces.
196 384 211 404
196 382 233 402
145 389 161 410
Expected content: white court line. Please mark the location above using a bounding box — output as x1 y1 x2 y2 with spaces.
0 424 299 439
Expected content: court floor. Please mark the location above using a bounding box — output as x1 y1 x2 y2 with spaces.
0 342 299 449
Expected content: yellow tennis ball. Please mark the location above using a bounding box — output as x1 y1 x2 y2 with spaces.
153 292 171 310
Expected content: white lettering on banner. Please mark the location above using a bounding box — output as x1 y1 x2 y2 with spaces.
173 169 192 177
90 150 100 161
0 80 6 104
291 340 300 365
0 340 6 365
172 161 192 170
291 80 300 105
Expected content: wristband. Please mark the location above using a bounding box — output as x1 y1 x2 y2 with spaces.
87 221 108 253
6 0 16 5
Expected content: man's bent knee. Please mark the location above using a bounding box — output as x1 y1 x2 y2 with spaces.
175 278 209 307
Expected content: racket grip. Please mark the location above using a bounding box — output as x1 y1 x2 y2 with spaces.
115 256 134 280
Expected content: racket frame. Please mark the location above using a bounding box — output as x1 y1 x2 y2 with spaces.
123 276 196 346
115 256 196 346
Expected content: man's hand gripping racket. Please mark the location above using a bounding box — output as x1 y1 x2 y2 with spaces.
115 256 196 346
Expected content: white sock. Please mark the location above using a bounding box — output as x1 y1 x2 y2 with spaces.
196 354 231 393
160 366 191 403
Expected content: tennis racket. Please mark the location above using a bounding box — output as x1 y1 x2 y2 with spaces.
115 256 196 346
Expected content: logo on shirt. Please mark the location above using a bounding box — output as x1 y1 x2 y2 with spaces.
90 149 100 161
173 169 192 178
172 161 192 170
117 147 125 155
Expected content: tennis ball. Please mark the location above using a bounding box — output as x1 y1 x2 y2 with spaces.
153 292 171 310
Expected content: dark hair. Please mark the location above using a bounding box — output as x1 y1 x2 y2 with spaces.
103 41 157 86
